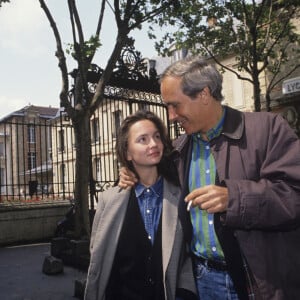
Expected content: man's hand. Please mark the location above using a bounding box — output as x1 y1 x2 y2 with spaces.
118 167 138 189
185 185 229 213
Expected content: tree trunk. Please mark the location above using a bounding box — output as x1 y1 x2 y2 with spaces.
253 75 261 112
265 92 271 112
72 112 91 238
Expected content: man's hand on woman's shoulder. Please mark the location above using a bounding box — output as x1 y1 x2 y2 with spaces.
118 167 138 189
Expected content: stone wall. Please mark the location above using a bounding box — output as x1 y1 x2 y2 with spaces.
0 201 71 246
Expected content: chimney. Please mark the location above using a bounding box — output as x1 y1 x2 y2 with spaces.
207 16 217 28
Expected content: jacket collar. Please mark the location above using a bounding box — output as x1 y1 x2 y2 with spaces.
221 106 244 140
172 106 245 154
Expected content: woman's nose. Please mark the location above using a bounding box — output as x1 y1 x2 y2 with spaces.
149 137 159 147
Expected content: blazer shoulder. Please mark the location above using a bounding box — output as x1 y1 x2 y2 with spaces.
99 186 131 205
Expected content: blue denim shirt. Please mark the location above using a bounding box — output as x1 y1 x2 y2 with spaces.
135 176 163 245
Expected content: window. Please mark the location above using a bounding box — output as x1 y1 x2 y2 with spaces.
0 142 4 157
91 118 100 143
112 110 122 138
0 168 4 186
28 152 36 170
58 129 65 152
138 102 150 111
93 158 101 182
0 167 5 195
28 125 36 143
60 163 66 189
232 73 245 108
171 48 187 63
113 159 119 181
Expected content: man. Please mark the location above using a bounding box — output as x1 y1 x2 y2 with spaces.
119 56 300 300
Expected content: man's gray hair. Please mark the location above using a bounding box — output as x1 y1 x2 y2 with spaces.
160 56 224 102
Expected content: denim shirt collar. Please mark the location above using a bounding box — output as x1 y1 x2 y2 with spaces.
135 176 163 198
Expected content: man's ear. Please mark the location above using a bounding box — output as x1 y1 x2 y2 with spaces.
199 87 210 105
202 86 210 96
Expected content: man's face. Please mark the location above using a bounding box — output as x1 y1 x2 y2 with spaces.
160 76 209 135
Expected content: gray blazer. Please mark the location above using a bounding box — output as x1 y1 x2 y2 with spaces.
84 179 196 300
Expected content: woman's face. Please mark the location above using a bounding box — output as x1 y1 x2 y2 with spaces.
126 119 164 172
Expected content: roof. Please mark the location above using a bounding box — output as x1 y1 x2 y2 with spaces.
0 105 59 123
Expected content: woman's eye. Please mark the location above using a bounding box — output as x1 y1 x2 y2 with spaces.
138 137 147 143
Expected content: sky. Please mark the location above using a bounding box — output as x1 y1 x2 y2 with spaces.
0 0 165 119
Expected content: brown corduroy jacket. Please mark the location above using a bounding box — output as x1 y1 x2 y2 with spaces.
173 106 300 300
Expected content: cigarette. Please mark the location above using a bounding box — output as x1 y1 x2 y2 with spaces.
187 200 193 212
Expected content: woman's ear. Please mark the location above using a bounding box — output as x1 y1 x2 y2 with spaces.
126 150 132 161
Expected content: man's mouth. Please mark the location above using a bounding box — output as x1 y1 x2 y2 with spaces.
178 119 187 127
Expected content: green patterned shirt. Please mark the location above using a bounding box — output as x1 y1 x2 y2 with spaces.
188 107 226 261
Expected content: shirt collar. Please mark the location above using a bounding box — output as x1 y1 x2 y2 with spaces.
135 176 163 198
193 106 226 142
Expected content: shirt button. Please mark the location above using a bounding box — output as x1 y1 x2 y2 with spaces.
206 169 210 174
148 235 152 240
146 209 150 214
146 189 150 193
206 145 210 150
212 247 217 252
209 220 213 225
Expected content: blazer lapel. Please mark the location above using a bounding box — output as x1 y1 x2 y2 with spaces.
90 187 131 273
161 179 180 275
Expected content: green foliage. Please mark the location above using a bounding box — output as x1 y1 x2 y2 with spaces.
0 0 10 7
66 35 101 61
152 0 300 111
154 0 300 76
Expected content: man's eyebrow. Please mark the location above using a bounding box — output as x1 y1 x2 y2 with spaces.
164 102 178 107
162 99 173 104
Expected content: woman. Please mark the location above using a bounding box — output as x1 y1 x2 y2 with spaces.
84 110 196 300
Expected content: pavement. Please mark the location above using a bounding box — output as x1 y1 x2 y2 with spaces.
0 242 87 300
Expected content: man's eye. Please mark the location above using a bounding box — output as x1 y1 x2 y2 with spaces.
164 101 178 109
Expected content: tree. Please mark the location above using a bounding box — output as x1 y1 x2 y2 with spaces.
0 0 10 7
154 0 300 112
38 0 179 239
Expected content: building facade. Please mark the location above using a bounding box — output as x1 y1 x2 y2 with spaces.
0 105 58 200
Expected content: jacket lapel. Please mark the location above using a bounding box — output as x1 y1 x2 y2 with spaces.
161 179 180 275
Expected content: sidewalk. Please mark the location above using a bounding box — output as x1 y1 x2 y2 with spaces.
0 242 87 300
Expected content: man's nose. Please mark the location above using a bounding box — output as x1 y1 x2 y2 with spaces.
168 106 177 122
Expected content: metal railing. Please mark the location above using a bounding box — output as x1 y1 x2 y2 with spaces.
0 90 182 207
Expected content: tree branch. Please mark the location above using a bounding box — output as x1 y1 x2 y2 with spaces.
38 0 73 115
205 47 254 84
90 31 127 113
95 0 106 37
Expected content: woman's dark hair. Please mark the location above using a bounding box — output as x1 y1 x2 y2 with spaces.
116 110 179 185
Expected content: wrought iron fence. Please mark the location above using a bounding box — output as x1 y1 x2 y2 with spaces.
0 89 182 207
